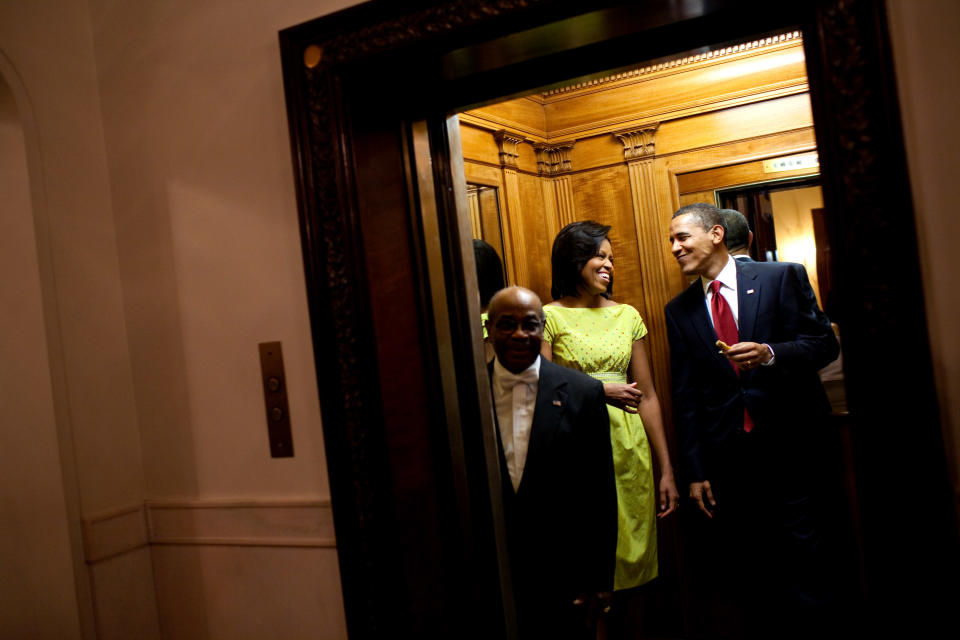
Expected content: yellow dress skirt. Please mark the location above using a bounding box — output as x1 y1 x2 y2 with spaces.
544 304 658 590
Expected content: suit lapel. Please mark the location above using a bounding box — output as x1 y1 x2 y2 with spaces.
486 361 513 494
681 282 725 357
681 279 740 377
736 260 761 343
521 360 567 489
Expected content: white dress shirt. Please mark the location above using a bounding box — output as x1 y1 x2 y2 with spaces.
701 255 775 364
701 255 740 329
492 355 540 491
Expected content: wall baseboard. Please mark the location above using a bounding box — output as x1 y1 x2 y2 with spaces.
82 498 336 563
82 504 149 563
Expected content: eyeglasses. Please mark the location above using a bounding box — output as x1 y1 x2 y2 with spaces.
492 317 543 335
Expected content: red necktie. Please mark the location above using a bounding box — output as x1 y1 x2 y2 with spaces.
710 280 754 432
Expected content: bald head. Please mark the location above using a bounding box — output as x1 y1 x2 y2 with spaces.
487 286 544 321
485 286 545 373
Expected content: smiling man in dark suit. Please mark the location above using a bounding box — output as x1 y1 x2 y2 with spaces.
664 203 840 638
485 286 617 640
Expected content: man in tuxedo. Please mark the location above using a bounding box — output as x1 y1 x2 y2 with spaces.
720 207 753 261
663 203 840 637
485 286 617 640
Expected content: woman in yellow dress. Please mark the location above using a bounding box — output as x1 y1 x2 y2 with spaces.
541 221 679 638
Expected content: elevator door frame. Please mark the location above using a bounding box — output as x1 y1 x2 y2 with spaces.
279 1 957 637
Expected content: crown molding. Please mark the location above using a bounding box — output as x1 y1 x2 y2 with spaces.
541 31 802 99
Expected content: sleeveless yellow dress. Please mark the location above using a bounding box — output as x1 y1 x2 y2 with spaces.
543 304 657 590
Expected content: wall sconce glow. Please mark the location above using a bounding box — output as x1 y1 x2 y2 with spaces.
778 236 818 272
303 45 323 69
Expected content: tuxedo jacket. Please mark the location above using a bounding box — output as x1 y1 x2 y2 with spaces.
489 358 617 609
664 260 839 483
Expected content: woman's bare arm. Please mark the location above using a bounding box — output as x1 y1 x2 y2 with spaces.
629 337 679 517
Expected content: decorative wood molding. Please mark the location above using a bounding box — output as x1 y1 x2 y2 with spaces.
300 60 378 584
302 0 542 68
614 124 659 161
537 173 575 257
811 0 907 362
542 31 802 97
146 499 336 548
463 33 807 144
625 159 673 404
520 86 807 144
459 111 548 143
500 168 528 286
532 141 575 175
82 504 149 564
466 189 482 238
493 130 525 167
803 0 954 623
551 175 577 229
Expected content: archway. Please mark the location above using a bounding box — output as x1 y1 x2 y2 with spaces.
0 59 87 639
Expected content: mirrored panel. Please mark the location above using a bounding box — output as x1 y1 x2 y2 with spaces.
467 183 507 266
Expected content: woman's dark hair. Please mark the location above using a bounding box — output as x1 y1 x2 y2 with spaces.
473 238 506 308
550 221 613 300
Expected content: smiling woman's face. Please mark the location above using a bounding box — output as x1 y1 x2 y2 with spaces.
579 238 613 296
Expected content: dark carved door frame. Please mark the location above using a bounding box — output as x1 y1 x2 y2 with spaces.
280 1 957 637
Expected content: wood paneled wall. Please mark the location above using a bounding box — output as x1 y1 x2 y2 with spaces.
459 32 815 419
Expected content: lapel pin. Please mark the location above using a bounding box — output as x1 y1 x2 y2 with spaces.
552 399 562 407
747 289 755 294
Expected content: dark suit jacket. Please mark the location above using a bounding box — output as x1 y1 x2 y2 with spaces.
664 260 839 483
489 358 617 631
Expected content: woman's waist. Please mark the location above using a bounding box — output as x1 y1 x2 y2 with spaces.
587 371 627 383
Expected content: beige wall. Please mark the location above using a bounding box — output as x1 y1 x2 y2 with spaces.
0 0 359 638
0 0 147 635
770 186 824 307
86 0 351 502
0 67 84 640
87 0 358 638
887 0 960 514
